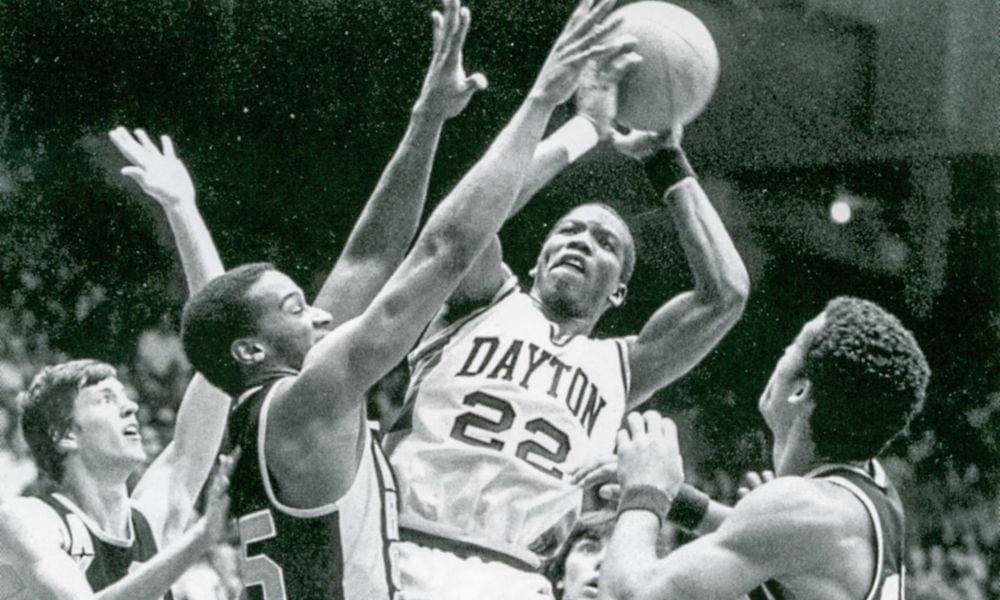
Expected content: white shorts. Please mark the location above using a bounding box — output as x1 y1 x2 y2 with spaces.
396 540 554 600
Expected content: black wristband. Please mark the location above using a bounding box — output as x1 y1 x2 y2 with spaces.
616 485 672 524
666 483 710 531
643 146 696 199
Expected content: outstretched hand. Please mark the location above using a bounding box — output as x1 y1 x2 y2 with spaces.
530 0 635 108
416 0 488 120
109 127 195 209
575 48 643 140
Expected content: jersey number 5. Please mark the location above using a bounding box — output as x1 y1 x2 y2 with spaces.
238 509 287 600
449 391 571 478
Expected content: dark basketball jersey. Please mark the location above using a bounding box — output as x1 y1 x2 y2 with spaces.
36 493 173 600
752 459 906 600
229 376 400 600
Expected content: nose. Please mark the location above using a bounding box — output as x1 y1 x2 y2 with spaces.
121 396 139 417
566 235 593 255
310 305 333 329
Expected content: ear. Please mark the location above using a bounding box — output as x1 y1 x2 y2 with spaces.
788 379 812 406
608 282 628 308
55 428 78 454
231 338 265 365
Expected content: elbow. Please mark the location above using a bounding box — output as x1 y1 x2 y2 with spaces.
706 271 749 324
413 225 483 278
601 568 648 600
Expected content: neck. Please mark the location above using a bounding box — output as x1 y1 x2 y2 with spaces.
60 464 133 538
527 288 600 338
771 420 817 477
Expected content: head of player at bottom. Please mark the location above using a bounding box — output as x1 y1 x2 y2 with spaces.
759 295 929 470
180 263 333 397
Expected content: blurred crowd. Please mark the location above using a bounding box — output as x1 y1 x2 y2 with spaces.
0 306 996 598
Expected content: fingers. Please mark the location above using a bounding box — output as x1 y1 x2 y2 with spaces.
452 6 471 63
625 411 645 438
604 50 642 85
160 135 176 158
562 0 618 47
120 166 145 184
571 458 618 489
466 72 488 92
737 469 774 498
109 126 146 166
598 483 621 501
430 10 444 56
133 128 159 154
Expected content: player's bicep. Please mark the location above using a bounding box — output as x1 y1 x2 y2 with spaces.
626 291 737 408
629 532 774 600
442 238 507 312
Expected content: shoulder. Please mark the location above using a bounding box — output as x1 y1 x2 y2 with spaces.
716 477 864 563
0 497 67 557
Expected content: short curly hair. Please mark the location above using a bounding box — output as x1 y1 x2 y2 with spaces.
805 297 930 462
181 262 274 396
20 359 117 481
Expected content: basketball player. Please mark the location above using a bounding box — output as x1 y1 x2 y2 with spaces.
179 0 629 597
0 127 237 599
601 296 929 599
383 24 750 600
546 510 615 600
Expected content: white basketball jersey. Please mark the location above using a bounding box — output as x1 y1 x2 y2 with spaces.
386 280 629 566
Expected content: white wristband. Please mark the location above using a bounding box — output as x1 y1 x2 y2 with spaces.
551 116 600 163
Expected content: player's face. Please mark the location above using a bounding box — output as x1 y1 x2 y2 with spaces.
67 377 146 472
247 270 333 370
559 534 607 600
758 312 827 433
533 206 630 318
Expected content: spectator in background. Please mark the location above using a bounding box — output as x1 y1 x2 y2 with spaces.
0 386 37 500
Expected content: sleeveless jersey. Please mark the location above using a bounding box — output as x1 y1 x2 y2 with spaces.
32 493 172 599
229 376 400 600
753 460 906 600
385 280 630 567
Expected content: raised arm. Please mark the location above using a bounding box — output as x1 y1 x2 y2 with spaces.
0 457 233 600
312 0 487 329
266 0 630 502
108 128 231 542
439 46 642 315
624 131 749 408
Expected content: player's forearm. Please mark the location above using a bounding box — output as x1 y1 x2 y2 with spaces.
600 511 662 600
314 109 445 311
93 521 212 600
162 202 225 295
167 375 231 502
416 94 554 264
515 135 570 212
665 178 749 312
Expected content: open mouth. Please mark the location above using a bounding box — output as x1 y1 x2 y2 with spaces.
122 423 141 440
552 254 587 275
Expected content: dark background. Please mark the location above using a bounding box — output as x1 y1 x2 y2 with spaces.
0 0 997 574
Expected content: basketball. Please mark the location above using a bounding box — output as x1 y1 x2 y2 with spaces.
612 1 720 131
